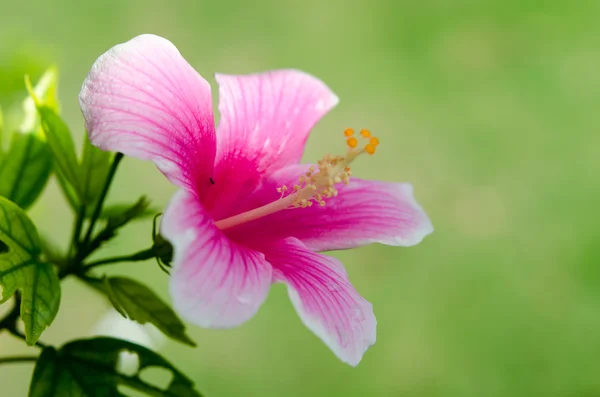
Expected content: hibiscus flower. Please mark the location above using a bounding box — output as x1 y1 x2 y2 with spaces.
79 34 433 365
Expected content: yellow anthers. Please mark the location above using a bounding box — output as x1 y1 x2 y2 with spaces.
347 137 358 148
277 127 378 209
345 128 379 151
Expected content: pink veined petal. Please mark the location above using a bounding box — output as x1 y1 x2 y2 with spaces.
263 238 376 366
215 70 339 172
201 70 339 219
161 189 273 328
225 165 434 251
79 34 216 195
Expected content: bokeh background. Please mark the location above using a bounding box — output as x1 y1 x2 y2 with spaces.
1 1 599 396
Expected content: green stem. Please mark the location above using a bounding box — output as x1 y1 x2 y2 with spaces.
70 204 86 256
79 152 124 255
85 247 156 270
0 356 38 365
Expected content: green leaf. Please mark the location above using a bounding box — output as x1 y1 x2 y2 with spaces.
29 337 203 397
35 105 81 198
24 72 111 212
0 106 4 151
104 196 154 227
54 167 79 210
27 347 59 397
0 69 58 210
80 133 111 206
85 197 154 252
100 196 152 240
101 276 195 347
0 197 61 345
0 132 52 209
21 68 60 136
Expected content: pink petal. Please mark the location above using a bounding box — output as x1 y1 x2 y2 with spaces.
79 34 216 194
263 238 376 366
161 189 272 328
215 70 339 172
225 165 434 251
201 71 338 219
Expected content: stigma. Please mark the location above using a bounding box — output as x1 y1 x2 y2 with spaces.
215 128 379 230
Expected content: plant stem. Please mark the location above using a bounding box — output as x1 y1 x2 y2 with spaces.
69 204 86 259
79 152 124 255
85 247 157 270
0 356 38 365
72 205 86 248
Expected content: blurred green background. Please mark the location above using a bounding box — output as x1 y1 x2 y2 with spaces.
1 0 599 396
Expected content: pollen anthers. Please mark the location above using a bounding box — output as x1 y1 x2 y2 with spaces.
345 128 379 155
278 128 379 209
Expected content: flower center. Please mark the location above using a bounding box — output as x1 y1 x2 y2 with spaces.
214 128 379 230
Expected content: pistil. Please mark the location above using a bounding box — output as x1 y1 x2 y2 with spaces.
215 128 379 230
